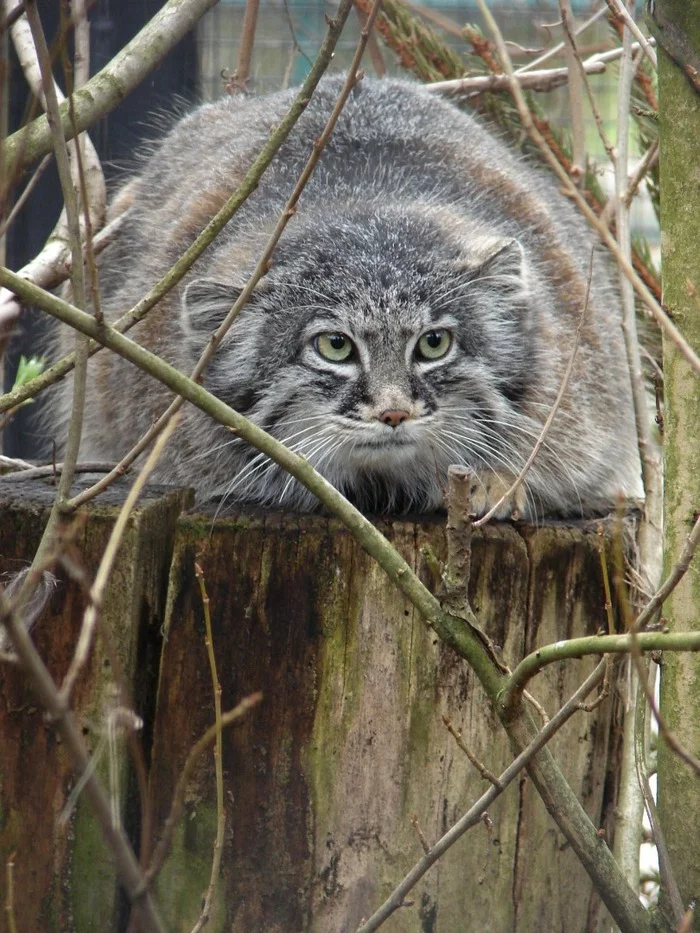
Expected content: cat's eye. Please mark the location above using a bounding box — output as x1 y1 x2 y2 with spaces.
314 333 354 362
416 329 452 361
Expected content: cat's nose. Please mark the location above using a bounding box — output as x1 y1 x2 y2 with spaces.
379 409 410 427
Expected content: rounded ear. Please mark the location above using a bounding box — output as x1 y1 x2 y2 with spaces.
180 279 242 352
476 238 529 297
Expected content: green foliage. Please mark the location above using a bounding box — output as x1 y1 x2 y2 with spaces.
11 355 46 406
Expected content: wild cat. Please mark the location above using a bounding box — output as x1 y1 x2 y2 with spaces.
60 76 642 519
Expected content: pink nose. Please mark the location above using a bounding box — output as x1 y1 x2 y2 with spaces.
379 409 410 427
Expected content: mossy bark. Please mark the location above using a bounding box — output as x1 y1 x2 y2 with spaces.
150 511 621 933
0 479 190 932
656 0 700 918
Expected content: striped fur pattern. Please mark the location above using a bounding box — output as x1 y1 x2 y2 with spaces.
58 77 642 518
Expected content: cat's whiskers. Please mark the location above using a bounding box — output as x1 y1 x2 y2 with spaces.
437 423 539 518
214 423 330 515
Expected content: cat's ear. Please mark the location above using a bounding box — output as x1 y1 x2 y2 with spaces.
180 279 243 353
475 237 529 298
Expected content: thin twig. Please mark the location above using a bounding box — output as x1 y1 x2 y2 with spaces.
610 14 659 887
58 417 179 704
235 0 260 87
503 629 700 713
474 254 591 527
18 1 89 618
605 0 657 69
357 661 607 932
355 0 386 77
523 689 550 726
410 814 431 855
474 0 699 375
515 5 607 74
558 0 585 180
0 152 52 239
442 465 473 618
145 693 262 885
576 658 612 713
634 665 685 923
600 140 660 226
443 716 501 786
65 0 380 511
0 460 117 481
631 646 700 778
615 24 663 588
634 514 700 632
68 0 102 320
560 1 616 164
0 1 105 321
190 562 225 933
4 851 16 933
427 60 606 95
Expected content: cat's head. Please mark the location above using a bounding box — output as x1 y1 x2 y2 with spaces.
179 203 543 514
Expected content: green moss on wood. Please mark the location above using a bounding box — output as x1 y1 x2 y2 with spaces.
657 0 700 912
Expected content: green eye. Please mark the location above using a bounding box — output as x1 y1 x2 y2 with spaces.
417 329 451 360
314 333 353 362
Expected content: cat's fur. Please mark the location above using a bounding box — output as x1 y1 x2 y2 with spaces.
59 76 642 518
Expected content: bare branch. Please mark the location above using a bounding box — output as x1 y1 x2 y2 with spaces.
560 3 616 164
634 666 685 923
0 152 52 239
634 513 700 633
190 562 226 933
515 6 607 74
427 60 606 95
4 0 222 176
145 693 262 885
235 0 260 87
611 11 661 885
558 0 585 179
443 716 502 787
0 460 117 480
605 0 658 69
4 850 17 933
0 1 105 322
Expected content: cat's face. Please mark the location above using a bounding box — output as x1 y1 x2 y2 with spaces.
181 209 541 514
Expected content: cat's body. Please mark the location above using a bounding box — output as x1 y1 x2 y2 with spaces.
60 76 642 518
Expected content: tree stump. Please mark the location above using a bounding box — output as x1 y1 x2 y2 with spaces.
0 485 621 932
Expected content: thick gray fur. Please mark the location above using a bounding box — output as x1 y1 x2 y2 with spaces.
58 76 642 518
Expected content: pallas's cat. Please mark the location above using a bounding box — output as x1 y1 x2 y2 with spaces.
61 77 642 518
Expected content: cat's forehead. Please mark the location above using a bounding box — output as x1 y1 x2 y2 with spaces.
348 289 431 336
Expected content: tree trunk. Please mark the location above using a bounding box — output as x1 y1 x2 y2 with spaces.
0 485 624 931
656 0 700 919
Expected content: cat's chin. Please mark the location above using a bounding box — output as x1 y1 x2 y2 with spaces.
340 437 422 471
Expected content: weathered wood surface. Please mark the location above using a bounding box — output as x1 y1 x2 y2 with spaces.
150 509 620 933
0 480 190 932
0 483 622 932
